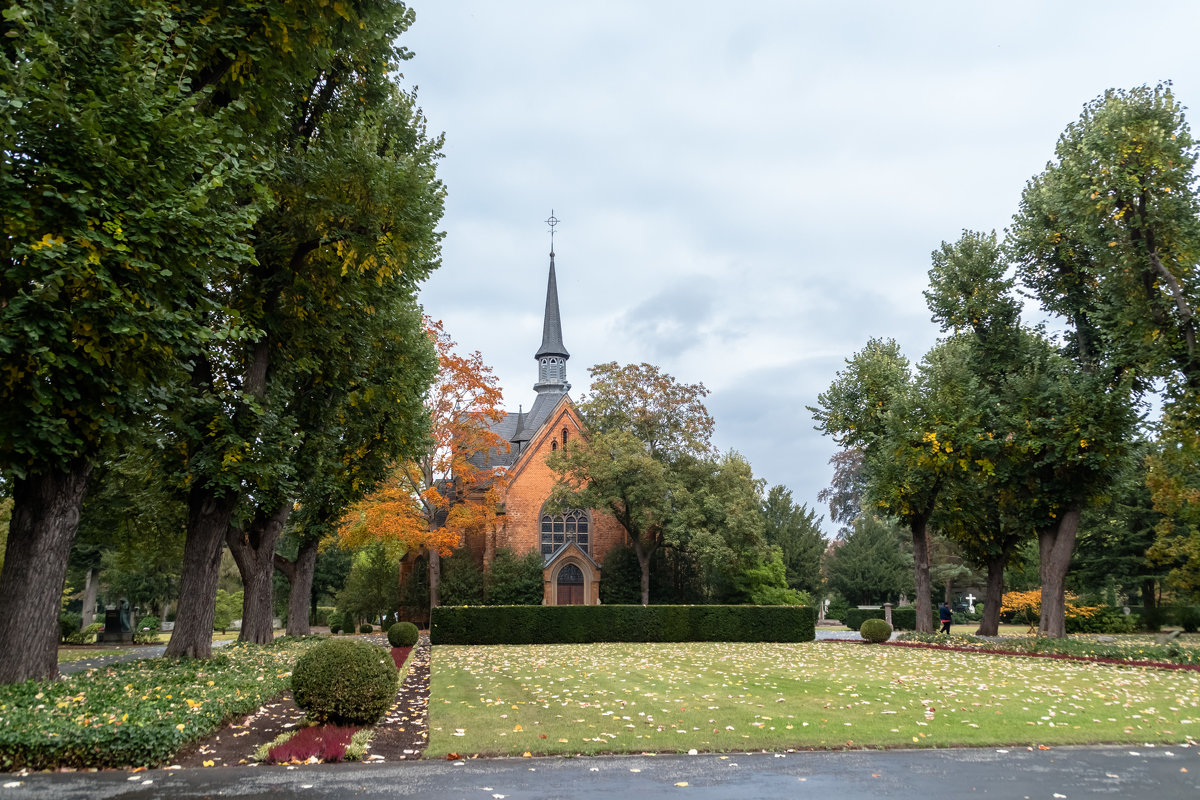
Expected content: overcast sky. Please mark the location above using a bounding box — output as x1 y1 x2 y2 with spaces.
401 1 1200 536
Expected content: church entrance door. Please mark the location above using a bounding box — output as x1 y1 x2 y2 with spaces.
556 563 585 605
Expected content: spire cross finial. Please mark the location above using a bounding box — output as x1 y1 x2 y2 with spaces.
545 209 560 255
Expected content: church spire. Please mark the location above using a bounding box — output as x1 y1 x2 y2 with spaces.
534 211 569 395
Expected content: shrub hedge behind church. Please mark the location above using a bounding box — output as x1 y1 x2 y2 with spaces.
429 604 817 645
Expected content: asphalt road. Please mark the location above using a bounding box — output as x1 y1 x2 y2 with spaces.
4 746 1197 799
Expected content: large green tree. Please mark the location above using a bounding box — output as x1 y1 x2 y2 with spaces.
922 231 1045 635
167 4 443 657
823 515 913 606
550 363 715 605
274 298 435 636
0 0 326 681
813 338 977 633
1005 86 1175 633
761 485 826 595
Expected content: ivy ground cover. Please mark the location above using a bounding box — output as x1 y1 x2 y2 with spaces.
0 638 320 770
428 641 1200 757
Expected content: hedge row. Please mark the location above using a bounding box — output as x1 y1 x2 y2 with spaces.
841 606 934 631
430 604 817 645
1127 605 1200 632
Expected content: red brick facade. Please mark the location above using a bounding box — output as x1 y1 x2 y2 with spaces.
463 396 628 604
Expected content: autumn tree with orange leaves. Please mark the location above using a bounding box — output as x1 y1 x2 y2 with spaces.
340 319 509 608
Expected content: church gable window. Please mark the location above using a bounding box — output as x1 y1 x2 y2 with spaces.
540 508 590 556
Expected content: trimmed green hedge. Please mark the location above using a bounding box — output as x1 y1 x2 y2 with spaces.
430 605 817 645
1127 605 1200 632
842 606 934 631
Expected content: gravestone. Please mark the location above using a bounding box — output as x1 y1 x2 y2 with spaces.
99 599 133 644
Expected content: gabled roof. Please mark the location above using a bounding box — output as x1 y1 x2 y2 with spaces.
544 539 600 570
477 392 568 468
503 394 584 483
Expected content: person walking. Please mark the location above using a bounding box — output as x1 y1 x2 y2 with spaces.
939 602 953 634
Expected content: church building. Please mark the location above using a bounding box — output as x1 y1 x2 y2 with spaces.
459 241 628 604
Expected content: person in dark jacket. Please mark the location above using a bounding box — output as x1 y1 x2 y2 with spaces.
939 602 953 634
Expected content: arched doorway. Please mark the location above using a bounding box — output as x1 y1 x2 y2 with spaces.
556 563 585 605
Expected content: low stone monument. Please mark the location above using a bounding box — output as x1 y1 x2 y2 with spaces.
99 599 133 644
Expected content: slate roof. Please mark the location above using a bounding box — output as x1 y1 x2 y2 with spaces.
535 253 569 359
468 250 572 468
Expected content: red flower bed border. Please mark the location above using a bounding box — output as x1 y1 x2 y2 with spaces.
392 646 412 670
818 638 1200 671
268 724 358 763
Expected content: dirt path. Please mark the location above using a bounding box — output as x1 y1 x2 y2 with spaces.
171 635 430 767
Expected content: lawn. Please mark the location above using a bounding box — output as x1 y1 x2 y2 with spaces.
427 641 1200 757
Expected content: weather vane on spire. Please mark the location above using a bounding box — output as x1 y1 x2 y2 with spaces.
546 209 560 255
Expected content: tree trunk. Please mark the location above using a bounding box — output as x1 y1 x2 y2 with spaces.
483 522 496 572
976 553 1006 636
910 516 934 633
428 547 441 609
1038 506 1082 638
227 503 290 644
943 577 954 605
633 536 654 606
276 537 318 636
1141 578 1157 611
0 462 92 683
80 566 99 629
166 484 238 659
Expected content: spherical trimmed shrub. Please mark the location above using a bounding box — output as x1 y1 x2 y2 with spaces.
860 618 893 643
359 623 373 634
291 638 399 725
388 621 419 648
328 620 341 635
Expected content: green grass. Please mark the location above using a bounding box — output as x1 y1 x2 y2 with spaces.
1 637 324 770
428 641 1200 757
57 648 122 663
895 631 1200 665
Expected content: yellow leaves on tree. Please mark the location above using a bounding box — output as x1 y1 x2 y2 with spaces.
1001 589 1107 630
339 318 509 557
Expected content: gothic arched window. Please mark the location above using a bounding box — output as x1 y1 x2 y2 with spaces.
540 508 590 556
561 427 569 448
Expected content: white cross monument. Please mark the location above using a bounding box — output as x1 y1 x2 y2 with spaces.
965 593 977 613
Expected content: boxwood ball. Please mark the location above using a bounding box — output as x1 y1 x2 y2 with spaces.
291 638 398 724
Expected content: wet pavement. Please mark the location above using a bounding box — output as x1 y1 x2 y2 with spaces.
58 640 233 675
3 745 1196 799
